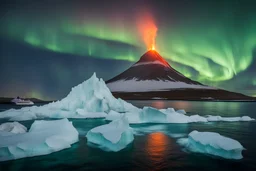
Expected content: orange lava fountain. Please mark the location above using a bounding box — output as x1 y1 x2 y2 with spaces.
136 11 158 51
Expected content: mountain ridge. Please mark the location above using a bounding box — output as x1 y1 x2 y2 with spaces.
106 50 254 100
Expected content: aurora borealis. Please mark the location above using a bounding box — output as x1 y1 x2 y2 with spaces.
0 0 256 99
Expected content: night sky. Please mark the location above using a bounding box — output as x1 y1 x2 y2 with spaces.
0 0 256 100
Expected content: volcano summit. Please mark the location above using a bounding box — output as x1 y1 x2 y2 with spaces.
107 50 253 100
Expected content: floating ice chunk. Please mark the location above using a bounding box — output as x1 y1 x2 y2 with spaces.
206 115 221 122
166 112 189 123
207 115 255 122
160 108 175 114
0 119 78 162
104 110 141 124
86 116 134 152
188 115 208 123
140 107 168 123
105 106 253 124
0 73 138 121
177 130 244 159
105 107 206 124
158 108 206 123
168 133 187 138
176 109 186 114
105 110 122 121
0 122 27 134
241 116 255 121
0 108 38 121
76 109 107 118
123 111 142 124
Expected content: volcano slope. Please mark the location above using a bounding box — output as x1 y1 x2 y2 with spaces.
107 50 254 101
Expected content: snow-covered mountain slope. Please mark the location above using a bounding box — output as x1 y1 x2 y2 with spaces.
107 50 215 92
106 50 254 100
107 79 215 92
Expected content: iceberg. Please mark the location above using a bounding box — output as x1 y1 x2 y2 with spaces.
188 115 208 123
105 106 251 124
176 109 186 114
105 110 142 124
160 108 175 113
0 73 254 124
140 107 168 123
0 73 138 121
0 119 78 162
86 116 134 152
105 110 122 121
207 115 255 122
177 130 244 159
139 107 206 124
0 122 27 134
76 109 107 118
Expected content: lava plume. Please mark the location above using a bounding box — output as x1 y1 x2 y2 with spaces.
136 11 158 50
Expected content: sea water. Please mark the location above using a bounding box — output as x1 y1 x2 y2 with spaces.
0 101 256 171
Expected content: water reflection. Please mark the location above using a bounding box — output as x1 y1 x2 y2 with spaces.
146 132 168 163
171 101 192 111
151 101 166 109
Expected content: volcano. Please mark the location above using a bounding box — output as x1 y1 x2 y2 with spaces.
107 50 254 101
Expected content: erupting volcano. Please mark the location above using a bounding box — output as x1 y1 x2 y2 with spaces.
106 12 253 101
107 50 253 100
107 50 214 91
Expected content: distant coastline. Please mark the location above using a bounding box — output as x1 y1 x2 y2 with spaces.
1 96 255 105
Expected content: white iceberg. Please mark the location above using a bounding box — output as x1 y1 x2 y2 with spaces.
76 109 107 118
0 73 254 125
0 119 78 162
105 110 122 121
207 115 255 122
86 116 134 152
0 122 27 134
105 106 252 124
0 73 138 121
140 107 168 123
160 108 175 113
138 107 206 124
177 130 244 159
188 115 208 123
176 109 186 114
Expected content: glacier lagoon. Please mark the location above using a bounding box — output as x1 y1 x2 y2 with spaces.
0 101 256 171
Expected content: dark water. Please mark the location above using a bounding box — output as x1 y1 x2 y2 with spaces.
0 101 256 171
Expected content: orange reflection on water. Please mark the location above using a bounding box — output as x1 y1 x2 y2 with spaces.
171 101 192 111
151 101 166 109
146 132 168 163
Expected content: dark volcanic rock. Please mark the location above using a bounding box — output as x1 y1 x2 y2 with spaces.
107 50 201 84
107 50 254 101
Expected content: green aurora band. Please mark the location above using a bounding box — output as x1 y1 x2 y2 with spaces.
1 8 256 87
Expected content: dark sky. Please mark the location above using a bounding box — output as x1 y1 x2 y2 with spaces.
0 0 256 100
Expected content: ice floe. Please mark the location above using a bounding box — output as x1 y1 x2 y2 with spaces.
0 119 78 162
86 116 134 152
177 130 245 159
0 122 27 134
105 107 207 124
176 109 186 114
206 115 255 122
